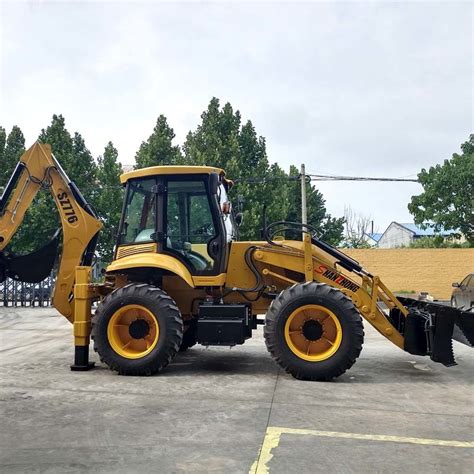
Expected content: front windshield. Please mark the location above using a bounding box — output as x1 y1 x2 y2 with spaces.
119 179 156 244
218 182 235 242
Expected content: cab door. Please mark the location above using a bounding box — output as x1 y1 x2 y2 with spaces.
163 175 227 275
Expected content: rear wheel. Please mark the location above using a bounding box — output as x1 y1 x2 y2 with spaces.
92 283 183 375
264 282 364 381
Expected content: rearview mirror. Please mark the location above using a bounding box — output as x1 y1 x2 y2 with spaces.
235 212 243 226
452 282 460 288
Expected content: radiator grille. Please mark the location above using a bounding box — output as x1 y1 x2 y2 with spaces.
116 244 155 259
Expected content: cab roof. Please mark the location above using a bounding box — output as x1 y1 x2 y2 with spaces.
120 165 226 185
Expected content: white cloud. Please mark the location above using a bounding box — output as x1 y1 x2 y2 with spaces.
0 0 471 230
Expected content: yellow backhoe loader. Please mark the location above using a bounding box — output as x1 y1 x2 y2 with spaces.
1 142 472 380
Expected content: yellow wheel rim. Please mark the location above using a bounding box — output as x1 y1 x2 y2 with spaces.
107 304 160 359
284 304 342 362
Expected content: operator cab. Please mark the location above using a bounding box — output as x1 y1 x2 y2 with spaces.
117 166 236 275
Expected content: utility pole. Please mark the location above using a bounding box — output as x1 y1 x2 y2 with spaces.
300 164 307 238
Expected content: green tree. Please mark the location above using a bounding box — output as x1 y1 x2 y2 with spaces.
405 236 469 248
1 126 25 187
8 117 73 253
10 115 99 254
182 98 344 243
0 126 28 252
71 132 97 194
285 166 344 245
135 115 182 168
0 126 7 188
184 98 242 172
39 115 73 162
408 135 474 244
184 99 272 239
183 97 234 167
38 116 97 193
96 142 123 261
231 121 273 240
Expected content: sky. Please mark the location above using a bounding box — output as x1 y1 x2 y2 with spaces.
0 0 472 232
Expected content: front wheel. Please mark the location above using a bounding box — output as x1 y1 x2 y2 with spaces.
92 283 183 375
264 282 364 381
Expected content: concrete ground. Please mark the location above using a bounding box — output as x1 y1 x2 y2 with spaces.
0 307 473 473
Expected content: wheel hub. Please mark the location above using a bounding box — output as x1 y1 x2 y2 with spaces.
302 319 323 341
284 304 343 362
129 319 150 339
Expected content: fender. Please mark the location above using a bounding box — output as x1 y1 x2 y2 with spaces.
106 252 195 288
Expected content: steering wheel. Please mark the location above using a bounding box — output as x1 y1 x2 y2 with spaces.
193 223 214 236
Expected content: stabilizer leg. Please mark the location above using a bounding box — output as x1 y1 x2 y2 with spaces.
71 345 95 371
71 266 95 371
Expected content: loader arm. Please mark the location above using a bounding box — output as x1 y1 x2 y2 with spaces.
0 142 102 322
250 221 473 367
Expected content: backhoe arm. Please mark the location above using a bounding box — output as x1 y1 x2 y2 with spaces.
0 142 102 322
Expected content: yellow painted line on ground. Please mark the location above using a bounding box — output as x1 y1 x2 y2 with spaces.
250 426 474 474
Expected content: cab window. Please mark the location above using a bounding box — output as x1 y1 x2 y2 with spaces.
166 179 217 272
119 179 156 245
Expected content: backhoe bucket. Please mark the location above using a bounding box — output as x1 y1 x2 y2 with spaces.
397 297 474 367
0 230 60 283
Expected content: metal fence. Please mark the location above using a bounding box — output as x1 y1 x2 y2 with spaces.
0 276 54 307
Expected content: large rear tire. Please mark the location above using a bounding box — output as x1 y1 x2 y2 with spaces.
92 283 183 375
264 282 364 381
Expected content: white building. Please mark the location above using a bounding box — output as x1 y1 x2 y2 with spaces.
377 222 458 248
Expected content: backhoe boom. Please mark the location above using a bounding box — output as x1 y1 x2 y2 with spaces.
0 142 102 321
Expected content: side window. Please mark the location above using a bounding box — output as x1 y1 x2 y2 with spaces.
465 276 473 288
166 180 217 272
461 276 471 287
120 179 156 245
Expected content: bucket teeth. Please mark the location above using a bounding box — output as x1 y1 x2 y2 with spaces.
431 335 456 367
430 308 457 367
455 313 474 347
398 297 473 367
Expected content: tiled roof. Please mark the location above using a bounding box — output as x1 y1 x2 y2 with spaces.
398 223 458 236
367 232 383 242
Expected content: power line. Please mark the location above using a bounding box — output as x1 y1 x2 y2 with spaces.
234 174 419 184
78 174 419 188
307 174 419 183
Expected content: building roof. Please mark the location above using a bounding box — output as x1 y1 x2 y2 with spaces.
367 232 383 242
397 223 458 237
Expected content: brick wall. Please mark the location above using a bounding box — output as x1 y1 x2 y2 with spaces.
341 248 474 299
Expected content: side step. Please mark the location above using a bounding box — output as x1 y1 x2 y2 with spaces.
397 297 474 366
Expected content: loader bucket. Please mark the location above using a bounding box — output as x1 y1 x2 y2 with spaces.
397 297 474 367
0 230 60 283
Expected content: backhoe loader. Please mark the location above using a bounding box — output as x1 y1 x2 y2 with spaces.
0 142 472 380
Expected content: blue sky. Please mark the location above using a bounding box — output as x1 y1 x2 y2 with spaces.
0 0 472 231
